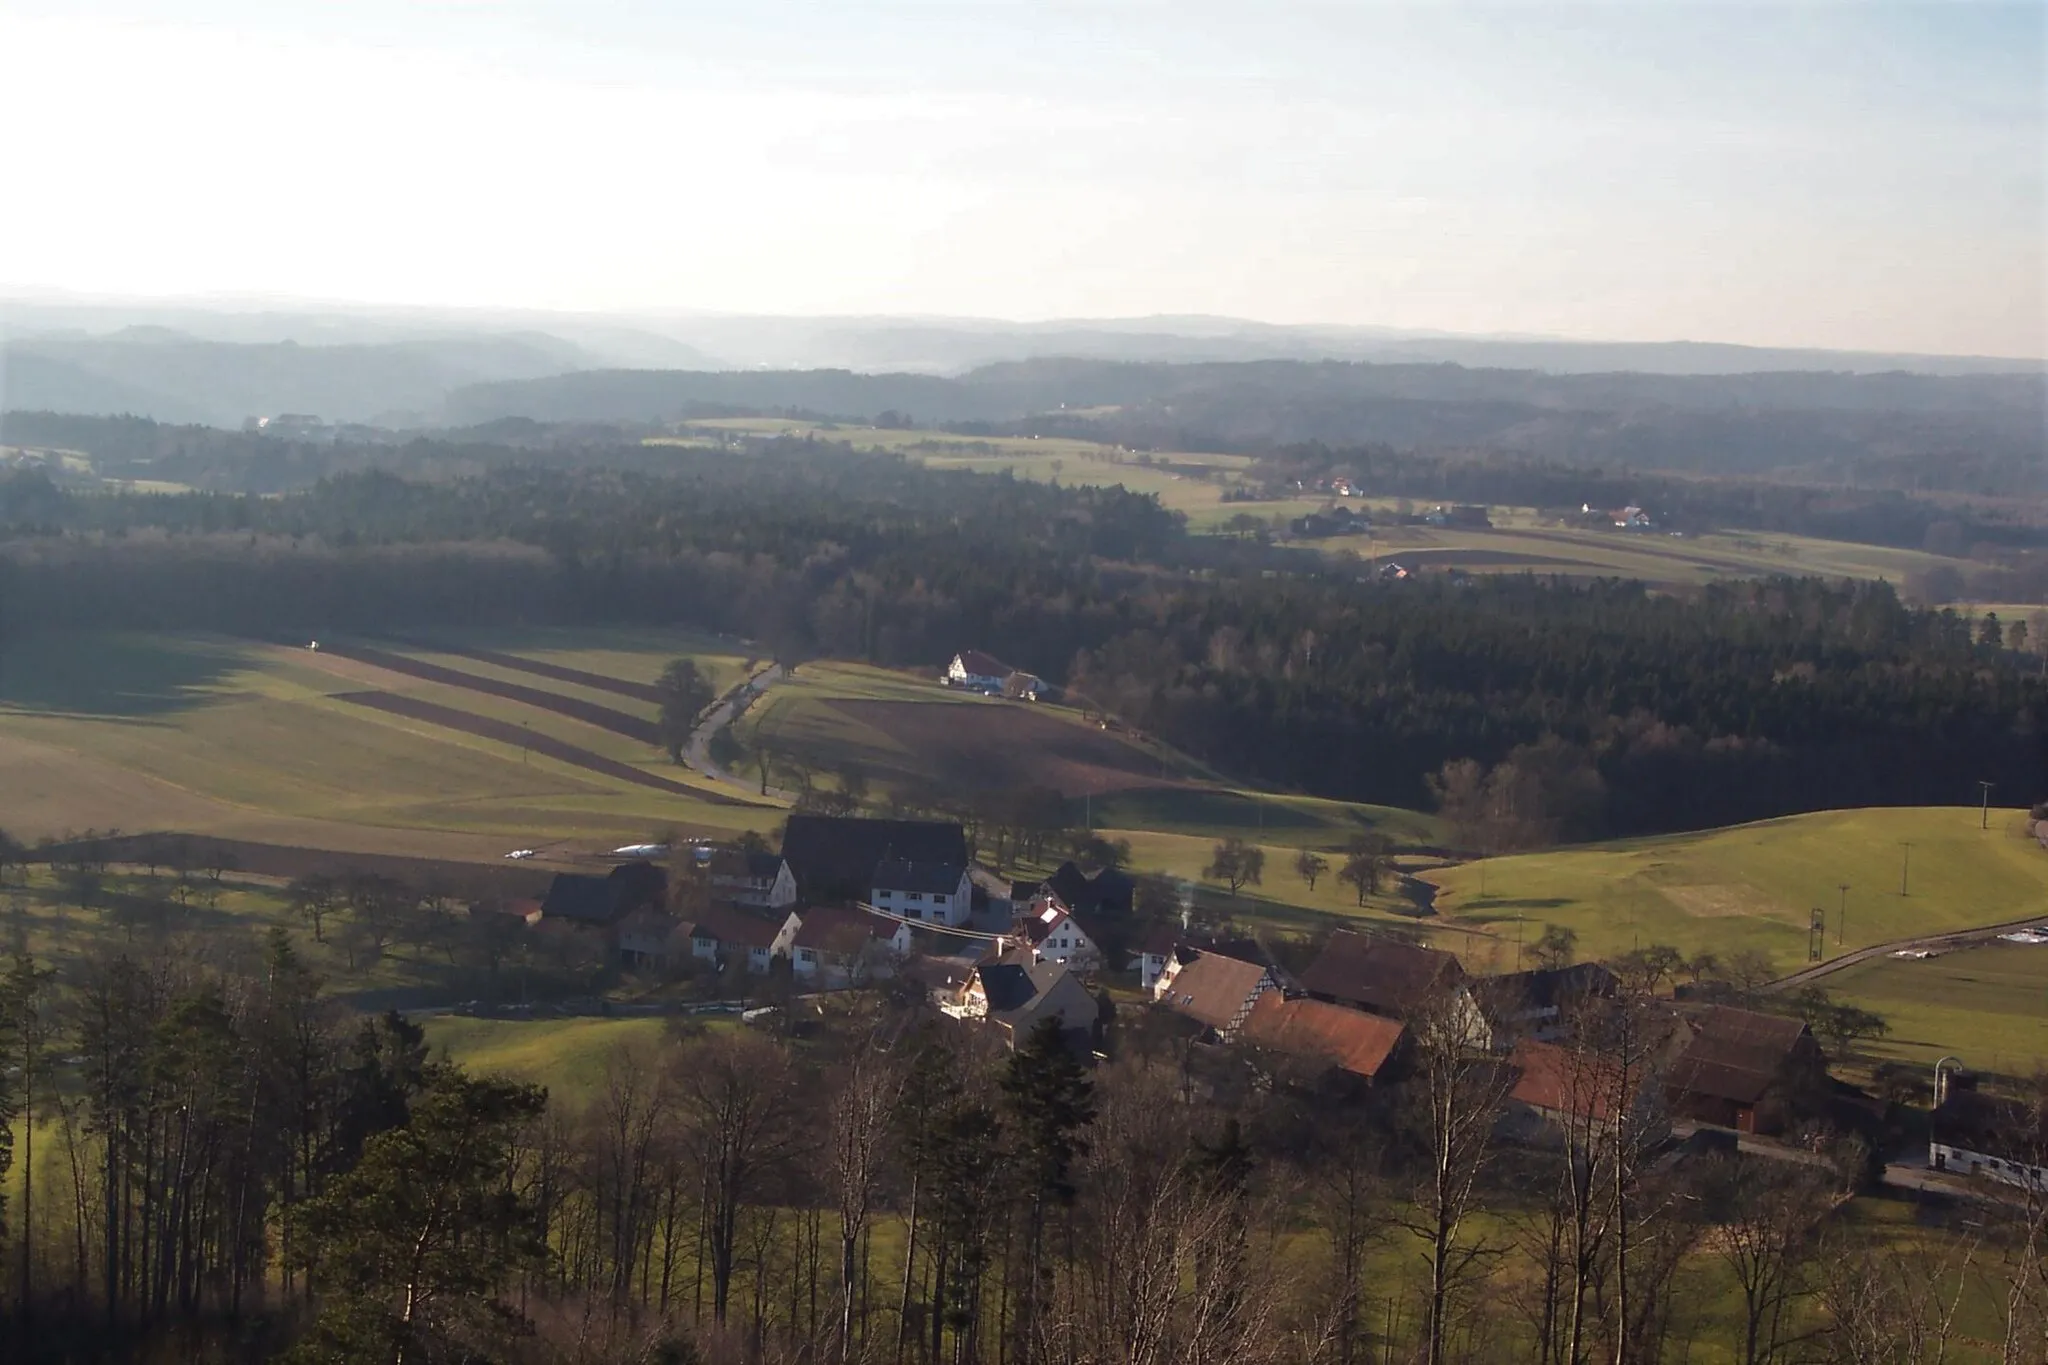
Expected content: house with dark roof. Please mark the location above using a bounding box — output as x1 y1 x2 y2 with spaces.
1930 1087 2048 1190
539 860 667 928
785 906 913 986
1502 1038 1671 1146
1298 930 1463 1020
871 858 973 928
1157 952 1275 1040
1240 993 1408 1087
707 849 797 910
947 953 1098 1047
1020 902 1103 970
945 650 1012 693
1664 1006 1828 1135
1464 963 1620 1049
617 907 682 968
681 905 794 974
1043 861 1135 917
779 815 968 904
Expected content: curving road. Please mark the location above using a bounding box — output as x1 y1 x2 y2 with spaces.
685 664 787 797
1766 911 2048 992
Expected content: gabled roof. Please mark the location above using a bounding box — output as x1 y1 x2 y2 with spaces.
873 858 966 894
617 906 677 937
1508 1038 1630 1122
1665 1006 1816 1104
1044 862 1135 915
685 905 783 950
1298 931 1462 1017
793 906 902 955
1242 994 1405 1080
541 873 625 924
780 816 968 898
951 650 1011 677
1159 952 1270 1032
708 848 785 881
974 954 1076 1021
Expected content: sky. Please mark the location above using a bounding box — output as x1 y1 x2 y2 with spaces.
1 1 2043 357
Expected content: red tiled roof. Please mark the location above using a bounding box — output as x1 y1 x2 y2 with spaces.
686 905 782 950
1242 994 1405 1080
1159 953 1269 1032
1508 1039 1628 1122
1298 930 1462 1016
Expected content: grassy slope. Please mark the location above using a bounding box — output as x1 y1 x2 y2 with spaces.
0 632 776 853
420 1015 684 1105
1823 941 2048 1071
1427 807 2048 974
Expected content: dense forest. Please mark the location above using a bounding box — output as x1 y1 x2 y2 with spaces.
2 428 2044 838
0 919 2041 1365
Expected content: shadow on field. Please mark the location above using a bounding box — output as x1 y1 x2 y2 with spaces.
0 633 247 717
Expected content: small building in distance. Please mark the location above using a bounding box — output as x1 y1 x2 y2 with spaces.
1930 1085 2048 1190
1157 951 1276 1041
872 858 974 928
1239 993 1408 1089
681 905 791 974
1042 861 1135 917
779 814 968 905
944 650 1013 694
1297 930 1464 1021
706 849 797 910
539 860 667 929
1501 1037 1672 1147
785 906 912 986
1663 1005 1829 1136
1019 902 1104 971
946 953 1098 1048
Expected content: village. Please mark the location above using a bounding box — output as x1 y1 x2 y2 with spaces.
483 809 2046 1195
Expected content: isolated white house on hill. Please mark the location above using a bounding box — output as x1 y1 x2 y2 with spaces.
946 650 1011 693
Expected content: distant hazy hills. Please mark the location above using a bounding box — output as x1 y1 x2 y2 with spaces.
2 298 2041 454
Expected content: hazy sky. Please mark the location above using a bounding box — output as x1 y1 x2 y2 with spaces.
2 1 2042 356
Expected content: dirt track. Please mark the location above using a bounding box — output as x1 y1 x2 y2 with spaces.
332 691 759 806
321 643 661 745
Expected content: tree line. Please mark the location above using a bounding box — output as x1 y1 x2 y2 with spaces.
0 921 2043 1365
4 439 2046 839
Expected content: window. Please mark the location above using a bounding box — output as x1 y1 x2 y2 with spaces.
695 936 715 950
933 893 948 904
904 906 922 920
906 891 925 902
799 949 816 964
876 890 893 901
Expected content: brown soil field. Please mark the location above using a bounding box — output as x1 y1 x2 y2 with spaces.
322 644 660 744
332 691 758 806
428 645 664 705
827 698 1186 797
0 730 533 865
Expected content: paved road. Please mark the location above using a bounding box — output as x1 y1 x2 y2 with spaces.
684 664 787 797
1765 911 2048 992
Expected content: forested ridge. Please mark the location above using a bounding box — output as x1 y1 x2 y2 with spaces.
3 430 2042 837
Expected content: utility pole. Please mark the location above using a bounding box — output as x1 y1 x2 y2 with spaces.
1899 841 1913 896
1977 780 1995 831
1837 883 1850 946
1808 907 1825 962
